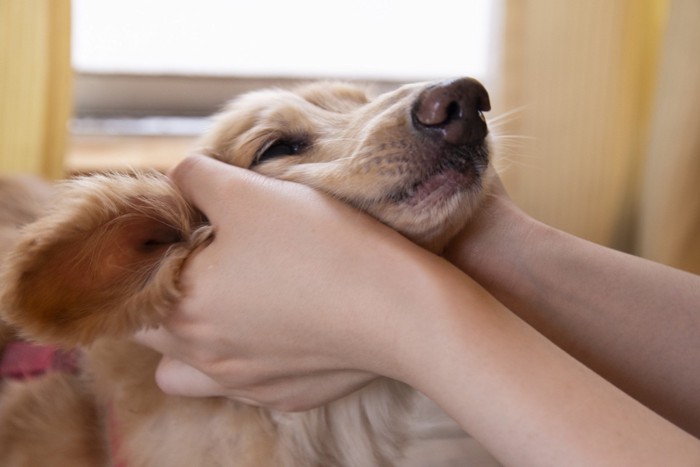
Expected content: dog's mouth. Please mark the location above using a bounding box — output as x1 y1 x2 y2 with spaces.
385 77 491 209
388 144 489 206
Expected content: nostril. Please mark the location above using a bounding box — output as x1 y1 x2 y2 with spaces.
445 101 463 123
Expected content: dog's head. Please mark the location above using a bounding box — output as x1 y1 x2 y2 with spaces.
202 78 492 250
0 78 492 345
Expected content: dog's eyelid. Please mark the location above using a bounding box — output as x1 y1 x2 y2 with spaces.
255 138 309 164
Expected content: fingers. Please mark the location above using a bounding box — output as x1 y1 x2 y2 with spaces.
170 155 320 226
135 329 237 398
229 370 377 412
150 349 370 409
138 328 378 410
155 356 230 398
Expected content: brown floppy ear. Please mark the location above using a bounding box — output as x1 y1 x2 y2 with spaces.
0 171 212 347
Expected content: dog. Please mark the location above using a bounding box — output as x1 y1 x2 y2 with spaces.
0 77 493 466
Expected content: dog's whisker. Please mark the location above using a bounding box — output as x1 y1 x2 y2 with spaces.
492 134 535 141
495 155 539 170
487 105 529 126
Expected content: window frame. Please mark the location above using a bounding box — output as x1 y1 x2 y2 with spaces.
73 73 413 118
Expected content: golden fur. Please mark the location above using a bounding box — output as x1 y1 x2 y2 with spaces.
0 79 492 466
0 176 54 352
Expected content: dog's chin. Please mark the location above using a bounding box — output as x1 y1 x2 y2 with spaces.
390 166 478 207
367 173 486 253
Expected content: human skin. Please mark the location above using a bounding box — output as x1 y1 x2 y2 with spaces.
137 155 700 466
444 177 700 438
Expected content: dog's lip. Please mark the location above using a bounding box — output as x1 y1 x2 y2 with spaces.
388 145 488 205
391 168 475 206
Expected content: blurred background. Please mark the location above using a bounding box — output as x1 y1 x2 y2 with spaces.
1 0 699 277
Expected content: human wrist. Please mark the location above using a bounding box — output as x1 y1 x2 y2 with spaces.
444 192 544 292
372 249 497 387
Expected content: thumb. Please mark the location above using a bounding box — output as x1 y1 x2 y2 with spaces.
168 155 260 224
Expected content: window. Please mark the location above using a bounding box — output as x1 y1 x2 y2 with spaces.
72 0 501 117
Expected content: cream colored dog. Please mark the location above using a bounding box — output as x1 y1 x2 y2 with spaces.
0 78 492 466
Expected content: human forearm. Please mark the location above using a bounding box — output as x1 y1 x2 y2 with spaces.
444 187 700 436
394 264 700 466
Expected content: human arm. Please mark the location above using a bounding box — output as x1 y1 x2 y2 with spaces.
137 155 700 466
444 177 700 437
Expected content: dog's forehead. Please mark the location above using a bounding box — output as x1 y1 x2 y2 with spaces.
228 82 370 119
295 82 370 112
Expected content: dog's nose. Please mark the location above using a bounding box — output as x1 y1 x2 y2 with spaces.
412 78 490 146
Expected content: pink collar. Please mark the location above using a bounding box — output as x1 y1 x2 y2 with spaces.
108 404 128 467
0 341 79 380
1 340 127 466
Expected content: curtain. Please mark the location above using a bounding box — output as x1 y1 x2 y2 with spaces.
499 0 700 274
0 0 72 179
498 0 667 252
501 0 664 250
638 0 700 274
497 0 700 273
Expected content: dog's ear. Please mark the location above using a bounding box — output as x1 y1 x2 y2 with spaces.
0 171 212 347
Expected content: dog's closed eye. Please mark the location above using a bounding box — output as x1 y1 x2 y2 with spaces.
256 139 308 164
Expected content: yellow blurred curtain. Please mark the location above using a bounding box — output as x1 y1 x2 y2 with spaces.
0 0 72 179
499 0 700 274
638 0 700 274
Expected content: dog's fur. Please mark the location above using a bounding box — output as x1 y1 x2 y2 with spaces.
0 79 493 466
0 176 54 352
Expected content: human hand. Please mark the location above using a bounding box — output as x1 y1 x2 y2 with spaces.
135 155 438 410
